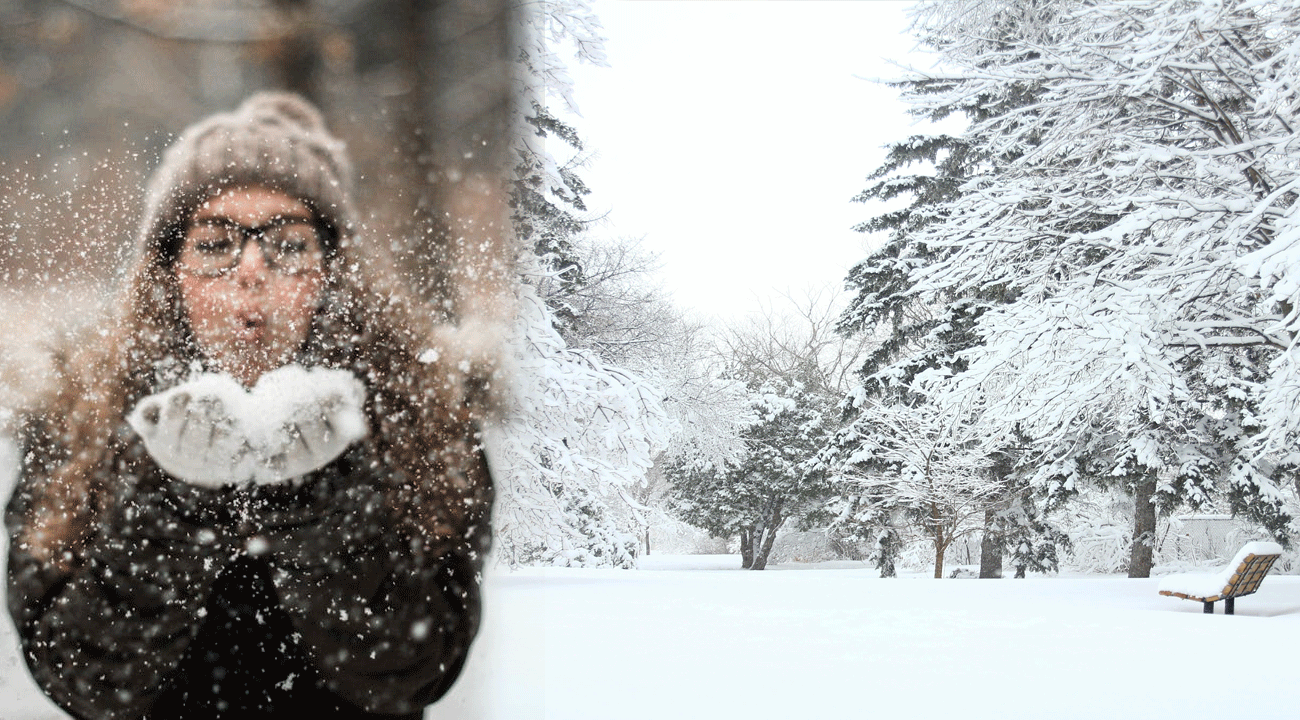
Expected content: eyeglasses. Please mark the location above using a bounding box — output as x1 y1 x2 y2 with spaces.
177 217 326 277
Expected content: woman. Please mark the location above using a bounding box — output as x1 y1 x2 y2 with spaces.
5 93 496 719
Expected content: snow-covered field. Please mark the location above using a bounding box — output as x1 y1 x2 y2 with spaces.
4 554 1299 719
430 555 1300 720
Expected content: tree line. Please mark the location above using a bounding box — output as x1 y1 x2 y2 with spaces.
536 0 1300 577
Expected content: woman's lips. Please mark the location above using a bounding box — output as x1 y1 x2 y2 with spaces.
231 315 265 343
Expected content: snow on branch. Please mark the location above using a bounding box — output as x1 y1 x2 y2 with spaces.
487 272 674 568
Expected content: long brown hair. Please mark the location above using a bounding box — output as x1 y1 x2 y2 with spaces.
18 186 492 567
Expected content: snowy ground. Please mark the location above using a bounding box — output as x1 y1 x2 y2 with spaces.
4 554 1299 719
431 555 1300 720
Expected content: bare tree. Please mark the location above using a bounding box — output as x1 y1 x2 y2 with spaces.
717 287 870 397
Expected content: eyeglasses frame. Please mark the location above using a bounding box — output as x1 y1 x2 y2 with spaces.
175 215 330 278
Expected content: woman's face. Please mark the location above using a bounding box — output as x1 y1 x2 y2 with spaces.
176 186 326 386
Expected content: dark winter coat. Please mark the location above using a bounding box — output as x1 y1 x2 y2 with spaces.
5 418 492 719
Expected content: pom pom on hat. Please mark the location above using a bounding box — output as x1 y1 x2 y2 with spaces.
138 92 356 262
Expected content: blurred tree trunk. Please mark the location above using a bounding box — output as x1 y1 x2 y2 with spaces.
397 0 437 241
269 0 321 102
395 0 516 317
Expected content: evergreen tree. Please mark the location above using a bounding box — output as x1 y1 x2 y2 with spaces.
511 101 591 326
512 0 609 334
669 371 835 570
832 23 1055 577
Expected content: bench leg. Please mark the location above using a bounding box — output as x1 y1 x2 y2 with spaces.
1226 597 1234 615
1203 601 1214 614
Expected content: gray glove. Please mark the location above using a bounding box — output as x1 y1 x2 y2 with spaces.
128 366 368 487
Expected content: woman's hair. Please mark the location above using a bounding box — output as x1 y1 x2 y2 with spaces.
18 93 493 565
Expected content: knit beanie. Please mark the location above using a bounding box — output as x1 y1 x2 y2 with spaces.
138 92 356 262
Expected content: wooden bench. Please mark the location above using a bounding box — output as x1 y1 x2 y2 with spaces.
1158 541 1283 614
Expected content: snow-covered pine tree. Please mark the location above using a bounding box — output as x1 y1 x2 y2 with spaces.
511 100 590 327
512 0 609 331
668 371 834 570
878 0 1300 573
833 28 1064 578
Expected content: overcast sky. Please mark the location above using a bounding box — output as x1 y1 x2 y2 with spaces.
566 1 932 322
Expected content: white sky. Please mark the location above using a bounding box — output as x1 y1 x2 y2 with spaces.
566 0 928 322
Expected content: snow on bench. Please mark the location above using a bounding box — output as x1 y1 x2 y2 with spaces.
1158 541 1283 615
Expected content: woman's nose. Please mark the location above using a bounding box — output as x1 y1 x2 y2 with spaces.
233 239 270 284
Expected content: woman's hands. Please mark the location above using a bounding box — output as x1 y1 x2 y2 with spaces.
263 384 369 481
127 366 367 487
127 374 250 486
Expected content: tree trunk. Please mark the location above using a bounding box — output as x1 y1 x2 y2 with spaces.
979 507 1004 579
1128 473 1157 578
750 529 770 570
751 508 783 571
931 502 945 578
877 532 897 578
740 529 754 569
644 527 650 557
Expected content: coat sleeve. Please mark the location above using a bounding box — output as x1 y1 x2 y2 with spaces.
266 444 493 716
5 448 236 720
